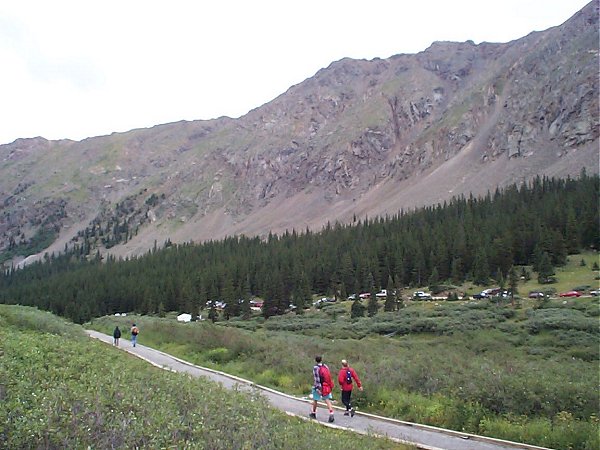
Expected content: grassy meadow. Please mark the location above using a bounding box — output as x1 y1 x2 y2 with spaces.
0 305 405 450
88 254 600 450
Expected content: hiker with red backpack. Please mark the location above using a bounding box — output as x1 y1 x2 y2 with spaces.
130 323 139 347
338 359 363 417
309 355 335 422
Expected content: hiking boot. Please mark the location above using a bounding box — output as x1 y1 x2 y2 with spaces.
309 412 316 419
328 415 335 423
343 411 350 416
350 408 355 417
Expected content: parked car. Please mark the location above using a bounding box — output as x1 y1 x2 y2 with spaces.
313 297 336 306
559 291 582 297
413 291 432 300
249 300 263 310
472 292 489 299
376 289 393 298
528 291 545 298
206 300 227 309
359 292 371 299
590 289 599 297
347 293 357 300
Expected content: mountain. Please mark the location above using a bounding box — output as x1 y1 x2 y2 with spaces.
1 2 598 265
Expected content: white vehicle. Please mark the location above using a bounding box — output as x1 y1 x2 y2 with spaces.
413 291 432 300
313 297 336 306
375 289 395 298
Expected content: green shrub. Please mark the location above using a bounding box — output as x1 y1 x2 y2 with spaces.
0 304 81 336
206 347 231 363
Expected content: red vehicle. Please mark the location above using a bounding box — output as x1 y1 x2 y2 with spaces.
559 291 581 297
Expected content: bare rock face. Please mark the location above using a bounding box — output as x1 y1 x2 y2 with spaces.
0 2 598 261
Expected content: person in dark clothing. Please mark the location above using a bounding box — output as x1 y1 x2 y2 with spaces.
338 359 363 417
113 326 121 346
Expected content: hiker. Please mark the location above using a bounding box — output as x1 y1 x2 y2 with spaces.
130 323 139 347
310 355 335 423
338 359 363 416
113 326 121 346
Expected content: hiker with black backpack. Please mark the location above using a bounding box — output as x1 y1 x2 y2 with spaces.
113 326 121 346
338 359 362 417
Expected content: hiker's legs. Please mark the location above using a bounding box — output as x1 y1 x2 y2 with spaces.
325 398 334 422
341 390 351 410
325 398 334 414
310 388 319 417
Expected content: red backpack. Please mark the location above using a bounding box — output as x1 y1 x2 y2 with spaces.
318 364 333 395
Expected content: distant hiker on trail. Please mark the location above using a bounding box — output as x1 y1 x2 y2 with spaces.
130 323 139 347
338 359 363 417
310 355 335 423
113 326 121 346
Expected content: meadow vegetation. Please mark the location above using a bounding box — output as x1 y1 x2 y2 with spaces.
90 282 599 450
0 305 405 450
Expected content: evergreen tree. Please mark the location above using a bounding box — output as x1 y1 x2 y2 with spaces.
537 252 555 284
367 290 378 317
508 265 518 307
239 276 251 319
564 208 580 254
496 268 505 289
472 248 490 285
394 257 405 289
450 257 463 284
338 283 347 302
428 267 439 291
350 299 365 318
208 303 218 322
384 275 396 312
297 271 312 311
222 277 237 319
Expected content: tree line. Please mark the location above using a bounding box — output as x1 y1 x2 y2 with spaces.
0 172 597 324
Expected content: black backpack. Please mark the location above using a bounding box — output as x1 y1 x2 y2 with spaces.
345 369 352 384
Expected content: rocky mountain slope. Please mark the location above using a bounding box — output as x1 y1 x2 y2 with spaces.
1 2 598 265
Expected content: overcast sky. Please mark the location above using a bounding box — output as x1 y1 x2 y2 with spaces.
0 0 591 145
